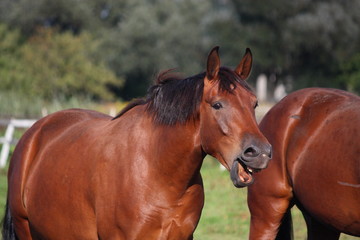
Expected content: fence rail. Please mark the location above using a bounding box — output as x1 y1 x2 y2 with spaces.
0 119 37 168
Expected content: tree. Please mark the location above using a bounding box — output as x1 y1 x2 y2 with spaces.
283 0 360 90
338 53 360 93
2 0 360 100
98 0 212 99
227 0 360 94
0 25 123 101
0 0 99 36
1 0 215 100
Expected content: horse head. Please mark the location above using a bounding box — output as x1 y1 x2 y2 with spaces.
200 47 272 187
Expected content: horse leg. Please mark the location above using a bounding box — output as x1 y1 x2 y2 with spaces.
4 216 32 240
13 219 33 240
2 202 17 240
247 156 293 240
302 211 340 240
275 208 293 240
2 200 32 240
248 192 293 240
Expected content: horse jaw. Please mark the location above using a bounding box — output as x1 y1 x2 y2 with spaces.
230 160 254 188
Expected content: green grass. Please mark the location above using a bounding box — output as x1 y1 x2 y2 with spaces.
0 155 357 239
0 168 7 211
194 158 250 240
0 92 102 119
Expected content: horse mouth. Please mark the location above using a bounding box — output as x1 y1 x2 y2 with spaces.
230 158 261 188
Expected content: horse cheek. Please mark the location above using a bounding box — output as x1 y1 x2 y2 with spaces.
217 116 229 135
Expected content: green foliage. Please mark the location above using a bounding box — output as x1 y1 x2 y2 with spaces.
0 90 100 118
0 25 123 103
0 91 43 118
0 0 98 36
282 1 360 90
228 0 360 92
338 53 360 93
0 0 215 100
1 0 360 106
98 0 212 99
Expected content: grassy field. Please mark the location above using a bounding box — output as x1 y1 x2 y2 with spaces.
0 141 357 239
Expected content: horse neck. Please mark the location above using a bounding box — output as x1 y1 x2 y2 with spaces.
113 105 204 190
150 121 204 187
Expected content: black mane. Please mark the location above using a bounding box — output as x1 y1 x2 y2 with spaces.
113 67 252 125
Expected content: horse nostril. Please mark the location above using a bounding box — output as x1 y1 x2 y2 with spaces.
242 146 260 160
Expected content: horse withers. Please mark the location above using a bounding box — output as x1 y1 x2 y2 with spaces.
3 47 271 240
248 88 360 239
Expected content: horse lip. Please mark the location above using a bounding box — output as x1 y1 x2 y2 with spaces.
230 159 255 188
230 143 271 187
236 157 263 172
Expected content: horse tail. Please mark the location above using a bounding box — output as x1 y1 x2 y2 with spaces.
276 208 293 240
1 199 18 240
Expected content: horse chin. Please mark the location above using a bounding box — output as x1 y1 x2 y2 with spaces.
230 159 255 188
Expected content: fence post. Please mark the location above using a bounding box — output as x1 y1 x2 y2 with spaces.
0 120 15 168
256 74 267 102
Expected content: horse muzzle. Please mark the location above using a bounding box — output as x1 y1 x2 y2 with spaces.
230 143 272 188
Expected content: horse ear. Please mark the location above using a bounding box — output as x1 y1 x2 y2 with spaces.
235 48 252 80
206 46 220 80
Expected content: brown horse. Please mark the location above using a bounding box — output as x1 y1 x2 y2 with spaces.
2 47 271 240
248 88 360 239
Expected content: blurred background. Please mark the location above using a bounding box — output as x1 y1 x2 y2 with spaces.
0 0 359 118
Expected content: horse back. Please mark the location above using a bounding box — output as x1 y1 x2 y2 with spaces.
9 108 111 183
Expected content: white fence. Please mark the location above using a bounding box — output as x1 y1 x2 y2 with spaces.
0 119 36 168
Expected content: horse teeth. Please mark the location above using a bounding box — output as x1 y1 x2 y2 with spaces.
247 167 253 173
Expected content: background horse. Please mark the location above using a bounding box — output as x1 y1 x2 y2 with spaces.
248 88 360 239
3 47 271 240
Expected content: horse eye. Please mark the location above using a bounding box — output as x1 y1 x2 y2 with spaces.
212 102 223 110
